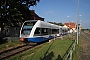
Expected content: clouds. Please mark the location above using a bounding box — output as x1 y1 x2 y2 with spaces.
31 0 90 29
80 14 90 17
46 11 58 15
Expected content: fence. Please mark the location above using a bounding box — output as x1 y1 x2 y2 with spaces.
4 37 20 42
63 40 76 60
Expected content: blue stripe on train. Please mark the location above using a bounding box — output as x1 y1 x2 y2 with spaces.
28 36 54 42
49 36 54 39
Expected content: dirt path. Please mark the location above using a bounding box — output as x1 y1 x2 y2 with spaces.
78 32 90 60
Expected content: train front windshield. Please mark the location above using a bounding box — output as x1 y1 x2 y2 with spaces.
21 21 36 35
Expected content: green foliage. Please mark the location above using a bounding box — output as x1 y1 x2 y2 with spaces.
49 22 64 26
0 0 40 29
0 41 23 52
8 40 73 60
81 29 90 31
72 44 79 60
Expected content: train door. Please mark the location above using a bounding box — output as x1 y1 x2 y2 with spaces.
41 28 50 41
60 28 62 35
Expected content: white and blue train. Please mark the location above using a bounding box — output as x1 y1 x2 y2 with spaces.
20 20 68 43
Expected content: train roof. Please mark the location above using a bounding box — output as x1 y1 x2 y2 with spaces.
24 20 63 29
35 20 61 29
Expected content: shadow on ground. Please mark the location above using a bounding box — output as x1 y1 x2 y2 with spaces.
56 54 62 60
40 51 54 60
40 40 62 60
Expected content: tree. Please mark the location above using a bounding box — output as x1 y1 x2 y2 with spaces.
0 0 40 35
48 22 64 26
56 22 64 26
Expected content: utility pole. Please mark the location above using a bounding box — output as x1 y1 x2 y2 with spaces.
76 0 79 44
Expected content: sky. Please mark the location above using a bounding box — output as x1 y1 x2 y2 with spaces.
30 0 90 29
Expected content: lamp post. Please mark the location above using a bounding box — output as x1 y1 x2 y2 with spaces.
79 20 81 34
79 15 81 26
79 20 81 25
79 15 81 25
76 0 79 44
67 16 70 33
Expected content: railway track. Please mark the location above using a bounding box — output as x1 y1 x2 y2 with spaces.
78 31 90 60
0 36 63 60
81 32 90 41
0 44 37 60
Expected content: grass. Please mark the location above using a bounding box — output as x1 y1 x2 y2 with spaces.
0 41 24 52
72 33 82 60
8 39 74 60
72 43 79 60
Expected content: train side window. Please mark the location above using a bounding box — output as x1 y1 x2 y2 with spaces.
52 29 55 34
41 28 48 35
34 28 41 36
52 29 58 34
